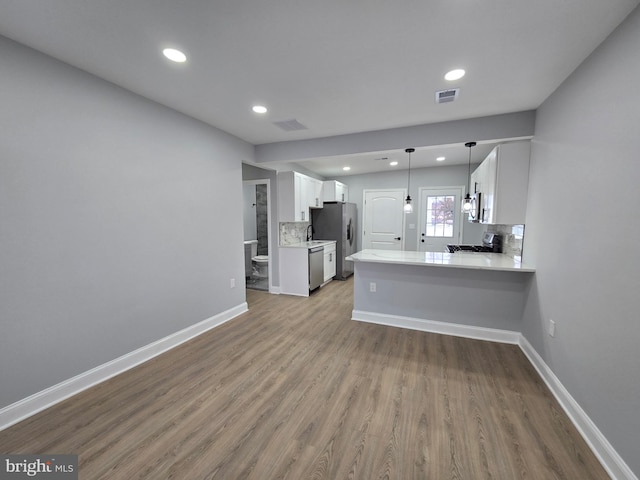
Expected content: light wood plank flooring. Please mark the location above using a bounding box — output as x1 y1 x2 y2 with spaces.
0 278 609 479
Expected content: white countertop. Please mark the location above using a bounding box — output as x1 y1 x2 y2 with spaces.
346 249 535 272
280 240 337 249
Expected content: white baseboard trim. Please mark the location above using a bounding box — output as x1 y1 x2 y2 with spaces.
519 336 637 480
351 309 521 345
0 302 248 432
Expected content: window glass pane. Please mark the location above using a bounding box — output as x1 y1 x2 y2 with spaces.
425 195 455 238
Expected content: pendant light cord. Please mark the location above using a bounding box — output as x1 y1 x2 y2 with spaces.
405 148 415 195
467 149 471 192
465 142 476 193
407 152 411 192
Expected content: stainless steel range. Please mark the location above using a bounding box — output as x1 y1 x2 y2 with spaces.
446 233 503 253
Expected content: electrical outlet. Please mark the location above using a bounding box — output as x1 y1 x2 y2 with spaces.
230 278 236 289
369 282 377 292
548 318 556 337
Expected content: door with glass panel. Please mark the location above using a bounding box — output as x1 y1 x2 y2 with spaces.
418 187 464 252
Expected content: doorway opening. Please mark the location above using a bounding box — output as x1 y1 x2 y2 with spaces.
243 180 272 292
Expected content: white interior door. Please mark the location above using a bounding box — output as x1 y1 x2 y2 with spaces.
363 189 405 250
418 187 464 252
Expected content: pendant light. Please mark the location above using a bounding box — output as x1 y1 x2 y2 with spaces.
462 141 476 214
404 148 415 213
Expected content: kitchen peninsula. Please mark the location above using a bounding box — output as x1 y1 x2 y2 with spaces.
346 249 535 343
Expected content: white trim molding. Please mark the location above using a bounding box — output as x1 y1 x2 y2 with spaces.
0 302 248 432
519 337 638 480
352 309 521 345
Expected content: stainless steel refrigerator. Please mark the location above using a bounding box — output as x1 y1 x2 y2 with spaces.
311 202 357 280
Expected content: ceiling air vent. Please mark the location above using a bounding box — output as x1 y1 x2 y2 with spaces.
272 118 308 132
435 88 460 104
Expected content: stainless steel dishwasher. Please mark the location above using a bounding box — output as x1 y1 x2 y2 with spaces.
308 246 324 291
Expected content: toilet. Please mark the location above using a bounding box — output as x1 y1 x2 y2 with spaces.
252 255 269 277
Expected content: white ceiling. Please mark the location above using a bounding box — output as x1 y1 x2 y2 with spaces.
1 0 638 175
298 141 500 178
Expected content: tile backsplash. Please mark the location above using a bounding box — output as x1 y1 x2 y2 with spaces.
487 224 525 261
279 222 311 246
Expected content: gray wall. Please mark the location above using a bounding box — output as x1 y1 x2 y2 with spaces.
0 36 253 409
522 5 640 475
338 163 487 251
353 262 530 332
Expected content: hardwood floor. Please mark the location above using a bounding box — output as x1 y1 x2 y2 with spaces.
0 278 609 479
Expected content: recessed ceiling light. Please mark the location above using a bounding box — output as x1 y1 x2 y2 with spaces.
436 156 446 162
445 69 465 81
343 166 351 171
252 105 268 114
390 161 398 166
162 48 187 63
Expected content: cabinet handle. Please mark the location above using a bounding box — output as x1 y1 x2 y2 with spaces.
302 211 305 221
394 237 401 240
329 253 332 261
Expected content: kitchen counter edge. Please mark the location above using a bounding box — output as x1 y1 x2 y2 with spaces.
280 240 337 249
346 249 535 273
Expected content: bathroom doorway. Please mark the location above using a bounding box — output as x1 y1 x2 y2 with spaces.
243 179 271 292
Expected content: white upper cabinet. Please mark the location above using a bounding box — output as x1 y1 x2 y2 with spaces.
306 176 324 209
323 180 349 202
278 171 324 222
472 141 531 225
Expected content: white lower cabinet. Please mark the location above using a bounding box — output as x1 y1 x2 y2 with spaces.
279 247 310 296
323 243 336 282
279 241 336 296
